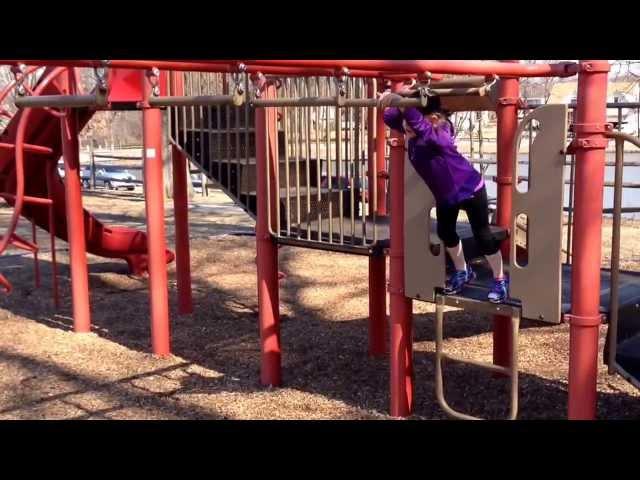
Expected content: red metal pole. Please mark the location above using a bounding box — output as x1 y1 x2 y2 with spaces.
389 81 413 417
255 79 281 386
568 60 610 420
241 60 577 78
169 72 193 315
5 59 577 78
31 220 40 288
366 79 387 358
494 61 520 370
369 255 387 357
171 144 193 315
60 69 91 333
376 87 388 216
46 159 59 309
142 72 171 357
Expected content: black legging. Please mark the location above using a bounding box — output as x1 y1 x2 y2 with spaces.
436 186 500 256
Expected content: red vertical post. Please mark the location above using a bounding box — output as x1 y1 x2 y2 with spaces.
369 255 387 357
170 72 193 315
46 158 59 309
255 78 281 386
494 61 520 369
60 68 91 333
568 60 609 420
376 84 388 216
171 144 193 314
367 79 387 357
389 81 413 417
31 220 40 288
142 70 171 357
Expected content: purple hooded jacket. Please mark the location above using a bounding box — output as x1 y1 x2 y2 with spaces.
383 107 483 207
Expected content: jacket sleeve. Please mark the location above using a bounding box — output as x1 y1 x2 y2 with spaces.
383 107 404 132
402 107 454 149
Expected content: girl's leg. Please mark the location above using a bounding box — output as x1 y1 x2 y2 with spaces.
436 203 464 271
437 202 474 295
463 186 503 275
462 186 508 302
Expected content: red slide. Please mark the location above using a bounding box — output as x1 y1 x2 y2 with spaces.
0 69 174 277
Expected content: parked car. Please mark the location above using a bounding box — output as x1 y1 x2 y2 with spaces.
92 166 136 191
58 163 136 191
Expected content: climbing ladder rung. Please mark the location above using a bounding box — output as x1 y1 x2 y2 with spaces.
0 193 53 206
0 142 54 155
434 293 521 421
440 354 512 376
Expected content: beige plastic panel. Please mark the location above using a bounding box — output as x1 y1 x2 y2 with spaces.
404 149 445 302
510 104 568 324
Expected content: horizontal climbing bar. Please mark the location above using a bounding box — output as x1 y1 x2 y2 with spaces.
0 60 439 81
0 142 53 155
430 76 492 89
240 60 578 78
0 193 53 205
252 96 426 108
15 94 106 109
148 94 244 107
2 59 578 78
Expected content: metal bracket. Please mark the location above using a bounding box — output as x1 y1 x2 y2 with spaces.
579 61 611 73
145 67 161 97
569 137 609 151
387 284 404 295
573 123 613 134
565 313 605 327
387 138 404 148
498 97 520 106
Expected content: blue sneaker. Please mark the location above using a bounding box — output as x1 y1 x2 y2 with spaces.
488 276 509 303
444 267 475 295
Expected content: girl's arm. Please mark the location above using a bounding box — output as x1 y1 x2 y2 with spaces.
382 107 404 132
402 107 454 148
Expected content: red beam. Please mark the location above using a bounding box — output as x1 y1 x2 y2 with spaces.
60 69 92 333
142 74 171 356
241 60 578 78
568 60 610 420
1 59 578 78
388 81 413 417
494 61 520 372
255 80 281 386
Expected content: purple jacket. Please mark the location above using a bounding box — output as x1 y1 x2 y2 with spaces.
383 107 483 207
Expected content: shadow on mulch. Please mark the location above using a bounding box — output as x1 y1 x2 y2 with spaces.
1 251 639 420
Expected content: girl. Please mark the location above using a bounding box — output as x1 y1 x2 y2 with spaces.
381 91 508 303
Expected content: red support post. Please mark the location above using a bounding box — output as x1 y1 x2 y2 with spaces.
60 69 91 333
255 79 281 386
46 158 59 309
368 255 387 357
366 79 387 358
389 81 413 417
376 86 388 216
142 70 171 357
169 72 193 315
568 60 610 420
494 61 520 370
171 144 193 315
31 220 40 288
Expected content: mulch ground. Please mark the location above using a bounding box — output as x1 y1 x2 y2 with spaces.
0 188 639 419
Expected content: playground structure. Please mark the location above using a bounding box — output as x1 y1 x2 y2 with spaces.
0 59 639 420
